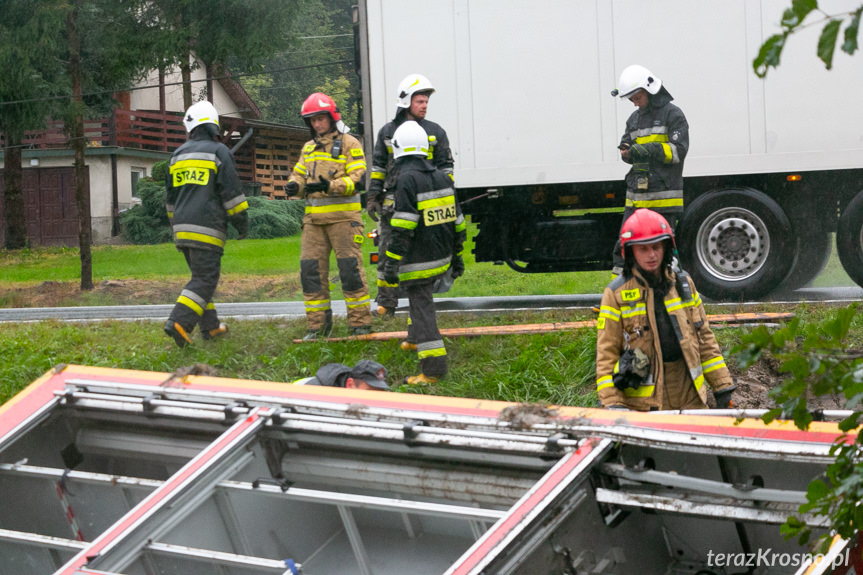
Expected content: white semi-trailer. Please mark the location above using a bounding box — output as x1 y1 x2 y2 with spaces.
355 0 863 300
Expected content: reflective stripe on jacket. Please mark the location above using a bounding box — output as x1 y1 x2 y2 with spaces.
387 156 466 287
289 131 366 225
595 267 733 410
165 133 248 253
620 88 689 215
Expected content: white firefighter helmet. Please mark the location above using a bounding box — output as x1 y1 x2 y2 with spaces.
395 74 435 110
615 65 662 99
392 120 429 160
183 101 220 133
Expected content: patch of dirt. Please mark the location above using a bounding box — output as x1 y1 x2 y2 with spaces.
724 354 846 411
0 276 300 308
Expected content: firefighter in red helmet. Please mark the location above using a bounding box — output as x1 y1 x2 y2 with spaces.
287 93 371 339
595 209 735 411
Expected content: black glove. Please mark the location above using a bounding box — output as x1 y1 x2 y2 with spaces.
714 387 736 409
367 199 382 222
630 143 651 162
383 257 400 285
305 175 330 194
451 255 465 279
285 181 300 197
231 214 249 240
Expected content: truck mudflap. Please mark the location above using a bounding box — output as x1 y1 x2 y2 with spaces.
0 365 858 575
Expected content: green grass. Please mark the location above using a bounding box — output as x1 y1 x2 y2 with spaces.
0 218 609 299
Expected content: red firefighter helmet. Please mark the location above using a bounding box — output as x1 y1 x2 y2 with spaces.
300 92 341 122
619 209 676 257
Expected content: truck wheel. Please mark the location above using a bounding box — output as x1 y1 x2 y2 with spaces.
779 231 832 292
677 188 794 301
836 191 863 287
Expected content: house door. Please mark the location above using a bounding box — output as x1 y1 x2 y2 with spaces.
0 166 83 247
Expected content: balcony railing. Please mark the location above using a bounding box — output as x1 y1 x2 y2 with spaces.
1 109 186 153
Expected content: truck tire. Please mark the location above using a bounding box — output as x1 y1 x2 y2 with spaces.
778 231 832 292
677 188 794 301
836 190 863 288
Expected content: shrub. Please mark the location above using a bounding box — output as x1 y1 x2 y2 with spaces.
120 178 173 244
121 177 305 244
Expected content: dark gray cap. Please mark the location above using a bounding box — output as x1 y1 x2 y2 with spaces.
350 359 389 390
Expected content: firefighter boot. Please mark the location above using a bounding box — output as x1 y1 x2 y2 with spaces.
404 374 439 385
201 323 229 340
400 341 418 352
164 321 193 348
303 310 334 341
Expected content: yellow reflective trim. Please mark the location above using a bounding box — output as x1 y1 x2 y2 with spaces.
293 164 307 174
401 262 450 281
377 279 399 288
385 251 402 261
371 172 386 180
341 177 355 193
175 231 225 247
702 358 727 374
417 196 455 211
418 347 447 359
177 295 204 316
626 198 685 208
455 222 466 232
391 218 418 230
597 375 614 390
693 374 705 390
624 384 655 397
305 203 361 214
206 302 216 310
661 142 673 163
167 211 174 218
226 200 248 216
171 159 217 171
346 160 366 173
634 134 668 144
621 304 646 318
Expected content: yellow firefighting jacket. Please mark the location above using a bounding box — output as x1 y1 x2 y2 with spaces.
289 130 366 225
595 267 734 410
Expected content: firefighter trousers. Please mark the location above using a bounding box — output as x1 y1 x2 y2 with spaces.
406 281 447 377
169 247 222 333
375 211 400 309
612 204 681 273
300 220 371 330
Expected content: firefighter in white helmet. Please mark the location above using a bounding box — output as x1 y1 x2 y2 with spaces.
380 121 465 385
610 65 689 277
163 100 249 347
286 92 371 340
367 73 455 319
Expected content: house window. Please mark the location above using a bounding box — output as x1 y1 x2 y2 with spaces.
131 167 146 196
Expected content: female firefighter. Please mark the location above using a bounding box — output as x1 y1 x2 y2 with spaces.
595 209 736 411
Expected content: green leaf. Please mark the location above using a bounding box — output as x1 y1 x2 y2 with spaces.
754 33 787 78
818 19 843 70
806 479 829 502
782 0 818 28
843 7 863 55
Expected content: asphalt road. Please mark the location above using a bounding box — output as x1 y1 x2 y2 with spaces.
1 286 861 323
